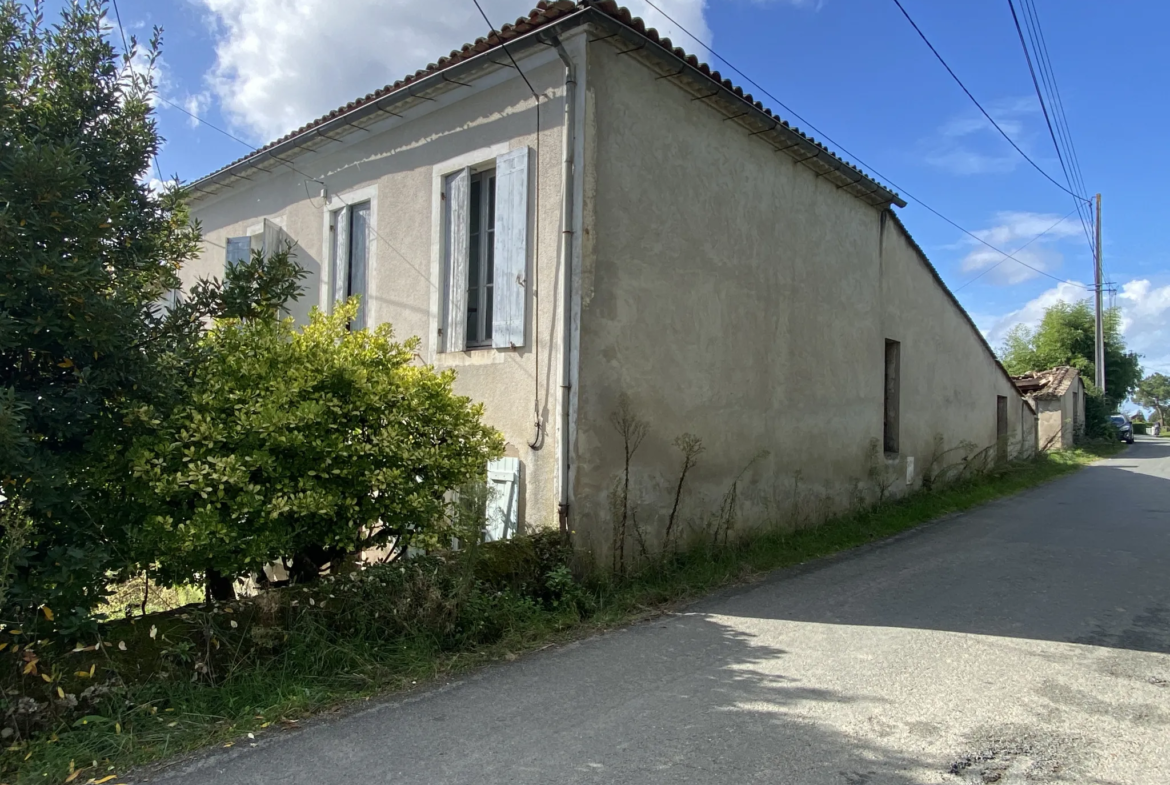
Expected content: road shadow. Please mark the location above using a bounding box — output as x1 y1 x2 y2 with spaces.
151 447 1167 785
706 441 1170 656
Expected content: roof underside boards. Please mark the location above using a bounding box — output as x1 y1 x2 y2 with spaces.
189 0 903 210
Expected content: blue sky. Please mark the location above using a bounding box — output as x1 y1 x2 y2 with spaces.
81 0 1170 378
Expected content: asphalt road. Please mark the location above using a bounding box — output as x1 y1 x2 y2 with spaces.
151 438 1170 784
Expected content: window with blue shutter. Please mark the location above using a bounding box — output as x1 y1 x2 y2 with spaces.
442 147 529 352
330 202 370 329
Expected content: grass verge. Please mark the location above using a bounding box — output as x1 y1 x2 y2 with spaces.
2 443 1119 784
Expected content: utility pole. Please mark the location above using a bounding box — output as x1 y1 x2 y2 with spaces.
1094 193 1105 393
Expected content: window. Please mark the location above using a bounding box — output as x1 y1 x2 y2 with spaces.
883 339 900 454
996 395 1009 462
225 237 251 269
467 170 496 347
330 201 371 330
225 219 293 272
443 147 530 352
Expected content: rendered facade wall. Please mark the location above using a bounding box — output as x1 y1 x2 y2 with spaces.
570 40 1034 555
184 45 584 535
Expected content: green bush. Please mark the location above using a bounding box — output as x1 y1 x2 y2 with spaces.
1080 390 1116 442
120 300 503 596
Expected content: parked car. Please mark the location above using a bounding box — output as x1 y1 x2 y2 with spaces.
1111 414 1135 444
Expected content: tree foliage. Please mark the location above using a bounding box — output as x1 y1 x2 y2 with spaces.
0 1 203 631
0 1 313 630
1135 373 1170 425
999 300 1142 410
121 300 504 595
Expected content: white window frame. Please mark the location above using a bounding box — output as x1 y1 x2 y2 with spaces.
430 142 525 358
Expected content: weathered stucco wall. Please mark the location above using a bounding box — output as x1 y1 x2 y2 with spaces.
570 40 1033 556
1034 378 1085 450
1037 400 1066 450
182 47 581 534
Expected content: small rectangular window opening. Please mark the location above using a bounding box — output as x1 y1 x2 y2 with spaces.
996 395 1009 462
883 339 900 455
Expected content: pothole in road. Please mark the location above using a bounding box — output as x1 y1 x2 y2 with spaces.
948 726 1088 784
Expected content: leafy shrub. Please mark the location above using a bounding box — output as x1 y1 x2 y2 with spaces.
121 300 503 595
1081 390 1116 442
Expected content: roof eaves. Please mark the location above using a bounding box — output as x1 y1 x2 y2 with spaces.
189 1 589 194
581 0 903 207
189 1 903 210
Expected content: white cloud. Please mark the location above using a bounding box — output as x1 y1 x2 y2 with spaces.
978 278 1170 374
979 281 1089 348
748 0 825 8
1117 279 1170 374
195 0 711 143
921 98 1039 176
958 211 1084 285
182 92 211 128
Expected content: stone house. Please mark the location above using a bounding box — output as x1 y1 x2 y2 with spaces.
1012 367 1086 450
179 0 1036 558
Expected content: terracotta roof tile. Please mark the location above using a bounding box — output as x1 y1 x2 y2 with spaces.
193 0 898 204
1012 366 1081 400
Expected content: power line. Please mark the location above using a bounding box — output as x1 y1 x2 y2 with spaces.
469 0 538 98
637 0 1089 289
953 206 1080 292
111 0 164 182
167 0 1088 294
890 0 1090 205
157 95 256 152
1007 0 1095 256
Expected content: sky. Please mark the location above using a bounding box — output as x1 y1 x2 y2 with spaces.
72 0 1170 381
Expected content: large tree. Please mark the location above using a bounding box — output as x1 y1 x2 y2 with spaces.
1135 373 1170 425
0 1 208 632
999 300 1142 410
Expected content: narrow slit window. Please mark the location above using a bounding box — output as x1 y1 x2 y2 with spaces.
996 395 1009 461
883 339 900 455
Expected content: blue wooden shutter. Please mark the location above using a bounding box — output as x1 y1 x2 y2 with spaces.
261 218 284 260
331 206 349 313
485 457 520 542
492 148 529 349
445 169 470 352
